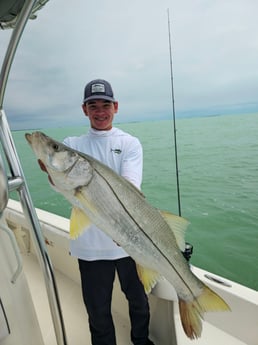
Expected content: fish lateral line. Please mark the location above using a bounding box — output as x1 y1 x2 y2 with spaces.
94 167 198 298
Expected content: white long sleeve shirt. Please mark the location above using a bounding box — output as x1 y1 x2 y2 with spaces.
63 127 143 261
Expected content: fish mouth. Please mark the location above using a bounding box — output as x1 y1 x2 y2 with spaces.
25 131 49 145
25 132 55 186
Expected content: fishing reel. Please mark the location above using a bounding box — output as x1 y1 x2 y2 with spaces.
182 242 193 262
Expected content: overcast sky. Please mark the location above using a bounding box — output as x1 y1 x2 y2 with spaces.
1 0 257 130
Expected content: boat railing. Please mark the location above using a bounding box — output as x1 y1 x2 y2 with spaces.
0 1 67 344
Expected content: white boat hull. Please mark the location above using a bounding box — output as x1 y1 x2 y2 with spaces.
3 199 258 345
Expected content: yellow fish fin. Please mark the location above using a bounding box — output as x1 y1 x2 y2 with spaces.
70 207 91 239
160 210 190 251
178 285 230 339
136 264 162 294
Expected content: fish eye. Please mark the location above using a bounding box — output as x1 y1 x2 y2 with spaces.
52 143 59 151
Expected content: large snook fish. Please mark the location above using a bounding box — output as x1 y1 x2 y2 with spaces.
25 131 230 340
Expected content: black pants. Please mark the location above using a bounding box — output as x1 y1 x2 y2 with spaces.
78 257 152 345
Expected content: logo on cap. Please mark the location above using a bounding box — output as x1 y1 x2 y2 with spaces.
91 83 105 94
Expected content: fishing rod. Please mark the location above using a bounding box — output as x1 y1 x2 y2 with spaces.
167 8 182 217
167 9 193 261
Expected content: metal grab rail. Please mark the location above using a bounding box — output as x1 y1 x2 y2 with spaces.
0 153 8 213
0 1 67 344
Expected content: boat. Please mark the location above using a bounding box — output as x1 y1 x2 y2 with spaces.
0 2 257 345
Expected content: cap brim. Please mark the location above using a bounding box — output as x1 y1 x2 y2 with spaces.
84 95 116 103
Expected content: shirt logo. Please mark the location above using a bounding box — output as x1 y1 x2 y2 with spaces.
111 148 122 154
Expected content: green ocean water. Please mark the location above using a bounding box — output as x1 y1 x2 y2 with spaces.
10 112 258 290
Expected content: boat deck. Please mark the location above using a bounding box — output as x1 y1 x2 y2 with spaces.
22 252 132 345
22 252 250 345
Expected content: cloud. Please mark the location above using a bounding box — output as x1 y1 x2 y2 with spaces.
1 0 258 129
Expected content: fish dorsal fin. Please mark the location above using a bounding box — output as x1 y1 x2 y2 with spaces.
136 264 162 294
70 207 91 239
160 211 190 251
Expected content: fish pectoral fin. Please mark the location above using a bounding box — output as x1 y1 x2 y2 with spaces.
178 286 230 339
160 210 190 251
70 207 91 239
136 264 162 294
75 190 98 215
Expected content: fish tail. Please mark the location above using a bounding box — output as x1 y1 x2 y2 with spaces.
178 286 230 339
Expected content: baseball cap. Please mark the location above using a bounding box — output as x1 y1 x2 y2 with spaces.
83 79 116 103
